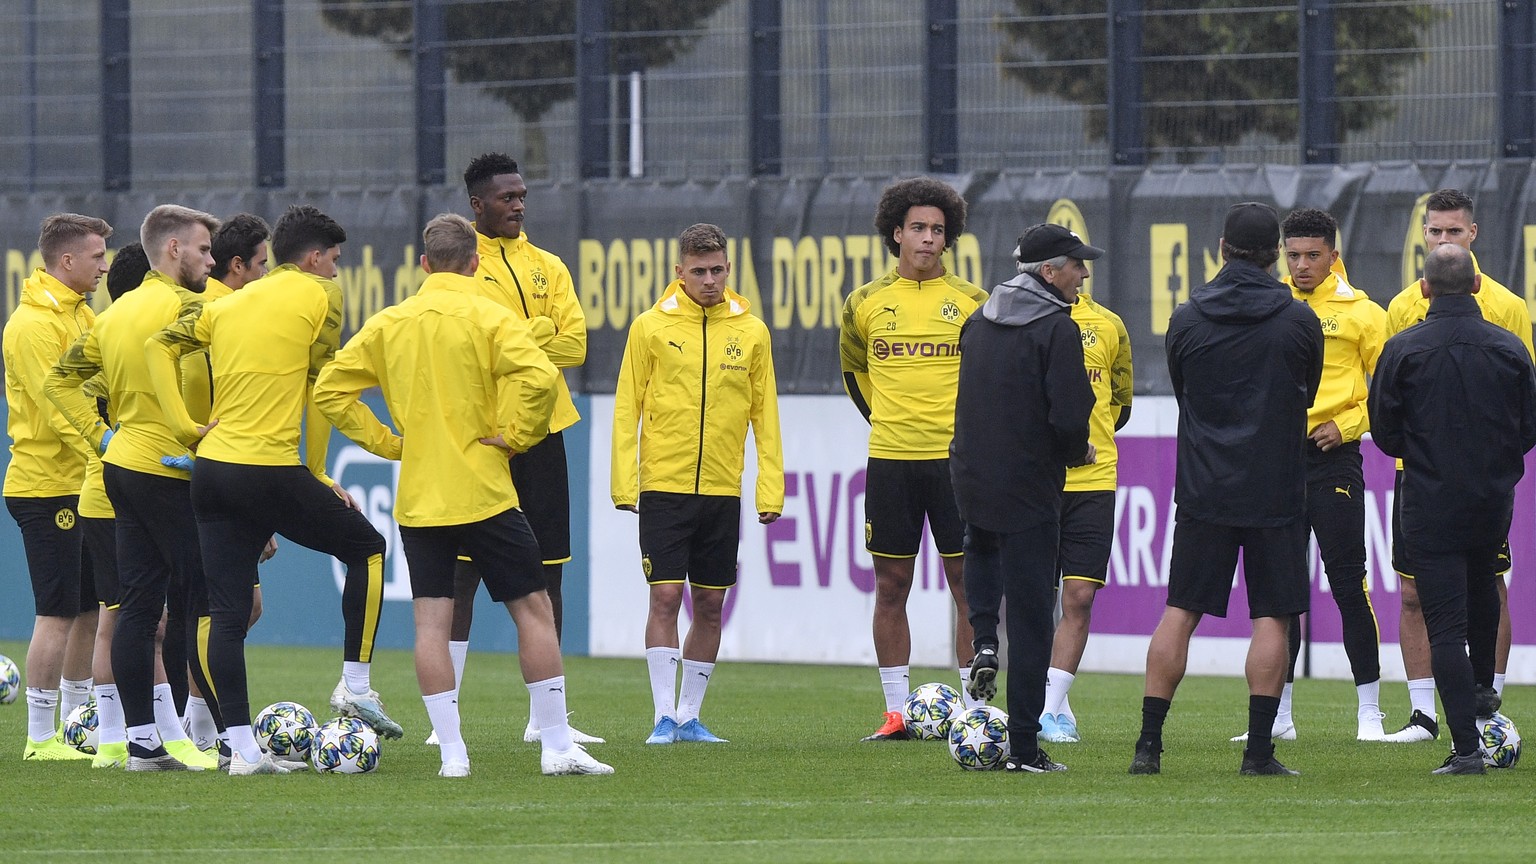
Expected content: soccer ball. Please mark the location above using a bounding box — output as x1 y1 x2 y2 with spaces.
948 705 1010 770
0 654 19 704
1479 712 1522 769
312 717 381 774
903 682 963 740
254 701 318 761
63 700 99 754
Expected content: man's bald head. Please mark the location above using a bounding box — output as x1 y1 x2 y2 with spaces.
1422 243 1477 297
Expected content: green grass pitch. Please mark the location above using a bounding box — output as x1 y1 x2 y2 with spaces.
1 639 1533 862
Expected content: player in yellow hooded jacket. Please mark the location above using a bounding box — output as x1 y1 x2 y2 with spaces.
1226 209 1388 744
612 223 783 745
1379 189 1533 743
313 213 612 777
4 213 110 762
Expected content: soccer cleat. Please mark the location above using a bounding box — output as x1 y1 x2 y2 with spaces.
1230 720 1296 743
1382 709 1438 743
164 739 219 770
1431 749 1486 775
1357 710 1387 741
675 718 728 743
227 752 291 775
1239 753 1300 776
426 729 440 746
862 711 912 742
1037 713 1060 741
541 744 615 776
22 736 93 761
524 713 606 745
646 716 679 745
1474 685 1502 720
1048 714 1081 744
1128 743 1161 775
127 751 204 772
1005 749 1067 773
968 647 999 701
330 680 404 740
92 741 128 769
439 761 471 778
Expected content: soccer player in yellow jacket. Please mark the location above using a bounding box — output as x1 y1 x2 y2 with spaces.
314 213 612 777
144 205 396 774
612 223 784 745
1379 189 1533 743
46 205 224 772
839 177 988 740
1038 272 1133 745
428 153 600 747
1228 208 1389 744
4 213 110 762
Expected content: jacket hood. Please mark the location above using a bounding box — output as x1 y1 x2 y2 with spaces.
21 269 86 313
654 279 751 318
981 271 1070 326
1191 260 1293 324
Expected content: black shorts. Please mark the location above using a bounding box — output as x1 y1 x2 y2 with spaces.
864 457 964 558
6 495 89 617
1059 490 1114 585
1166 516 1309 619
81 515 120 609
1392 468 1511 581
510 431 572 565
401 507 545 602
638 491 740 589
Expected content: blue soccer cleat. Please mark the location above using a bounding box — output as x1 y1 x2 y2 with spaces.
646 716 679 745
1037 713 1060 741
675 718 728 743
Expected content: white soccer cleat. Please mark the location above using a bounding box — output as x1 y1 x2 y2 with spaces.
524 713 605 744
439 761 470 778
228 751 291 775
1357 710 1387 741
541 744 614 776
1381 710 1438 743
1230 721 1296 743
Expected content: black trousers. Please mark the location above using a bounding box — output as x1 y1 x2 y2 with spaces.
963 520 1059 757
191 458 386 728
103 464 222 733
1289 442 1380 685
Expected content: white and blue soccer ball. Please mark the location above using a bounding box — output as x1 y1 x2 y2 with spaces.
312 717 381 774
1479 712 1522 769
948 705 1010 770
254 701 318 761
904 682 963 740
0 654 20 704
63 699 99 754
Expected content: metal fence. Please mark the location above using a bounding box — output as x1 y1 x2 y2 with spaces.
0 0 1524 193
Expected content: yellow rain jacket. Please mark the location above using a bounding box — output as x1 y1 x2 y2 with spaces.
3 270 95 496
1286 258 1387 443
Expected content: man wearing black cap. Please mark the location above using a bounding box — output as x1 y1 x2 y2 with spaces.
951 223 1097 772
1129 203 1323 777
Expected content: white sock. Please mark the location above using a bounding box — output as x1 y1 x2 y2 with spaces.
1043 668 1075 717
1493 673 1507 696
1059 692 1076 723
645 647 680 723
1356 679 1381 716
1407 678 1437 719
152 683 188 742
1276 682 1294 725
879 665 910 713
127 722 163 753
226 724 261 762
95 683 126 745
448 640 469 690
26 688 59 743
60 677 93 719
423 689 467 765
183 696 218 747
343 661 371 695
528 675 573 753
958 666 981 709
677 660 715 723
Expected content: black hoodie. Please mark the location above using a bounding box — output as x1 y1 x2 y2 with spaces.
950 271 1094 532
1167 259 1324 527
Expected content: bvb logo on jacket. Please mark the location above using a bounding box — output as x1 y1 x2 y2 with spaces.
1081 326 1098 349
940 299 961 323
530 268 548 298
721 335 747 372
1320 315 1340 335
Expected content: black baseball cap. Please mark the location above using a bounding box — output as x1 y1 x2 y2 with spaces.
1014 223 1104 263
1223 202 1280 250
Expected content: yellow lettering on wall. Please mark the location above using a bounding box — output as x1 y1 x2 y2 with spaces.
771 236 795 330
1524 226 1536 322
393 244 424 305
819 235 845 328
605 239 630 331
1149 224 1189 336
578 239 605 330
1401 193 1431 289
629 238 654 323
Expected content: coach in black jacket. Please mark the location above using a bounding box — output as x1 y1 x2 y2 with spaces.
951 223 1095 773
1369 243 1536 775
1131 203 1324 778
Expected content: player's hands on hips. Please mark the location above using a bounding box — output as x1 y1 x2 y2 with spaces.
332 482 362 512
759 511 780 524
161 454 195 472
259 535 279 563
1309 420 1342 451
1068 442 1097 468
479 435 517 456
